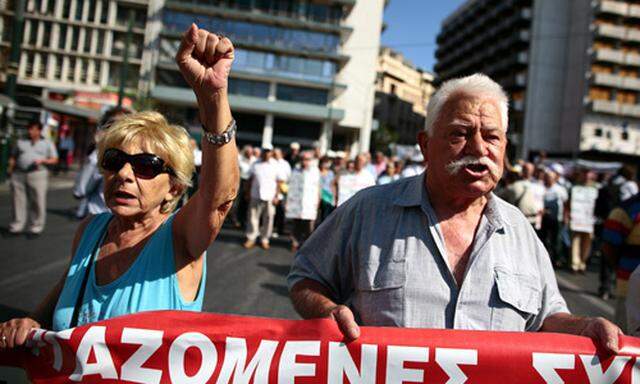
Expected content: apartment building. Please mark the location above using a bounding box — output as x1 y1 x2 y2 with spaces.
1 0 386 154
436 0 640 160
435 0 532 158
0 0 147 97
374 46 435 145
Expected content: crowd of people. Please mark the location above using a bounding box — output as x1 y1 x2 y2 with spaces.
229 142 426 251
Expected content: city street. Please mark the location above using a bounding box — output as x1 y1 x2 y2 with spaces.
0 174 615 325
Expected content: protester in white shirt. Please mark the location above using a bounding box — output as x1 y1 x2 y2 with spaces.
273 148 291 237
286 152 321 252
335 154 376 206
234 145 254 228
400 154 425 178
377 162 401 185
566 169 599 273
244 148 282 249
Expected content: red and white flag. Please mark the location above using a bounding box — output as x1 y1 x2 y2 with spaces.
1 310 639 383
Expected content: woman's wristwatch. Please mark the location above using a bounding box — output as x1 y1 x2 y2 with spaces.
203 119 237 145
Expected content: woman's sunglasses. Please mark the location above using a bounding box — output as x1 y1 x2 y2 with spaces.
101 148 175 179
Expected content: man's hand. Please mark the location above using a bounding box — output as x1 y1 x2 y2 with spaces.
176 24 234 98
327 305 360 340
542 313 623 354
289 279 360 340
580 317 623 354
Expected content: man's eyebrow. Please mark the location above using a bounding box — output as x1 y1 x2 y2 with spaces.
448 119 473 127
481 125 501 131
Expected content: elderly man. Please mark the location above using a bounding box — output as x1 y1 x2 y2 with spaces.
288 74 622 353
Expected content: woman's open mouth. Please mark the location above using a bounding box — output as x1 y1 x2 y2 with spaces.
114 190 136 202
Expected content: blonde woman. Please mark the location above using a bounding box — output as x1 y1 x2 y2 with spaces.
0 24 238 346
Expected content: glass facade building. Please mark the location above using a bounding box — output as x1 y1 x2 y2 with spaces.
150 0 359 149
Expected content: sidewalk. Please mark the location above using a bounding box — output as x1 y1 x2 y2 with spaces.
0 169 77 195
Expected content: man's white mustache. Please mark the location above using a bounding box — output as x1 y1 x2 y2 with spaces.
445 156 499 176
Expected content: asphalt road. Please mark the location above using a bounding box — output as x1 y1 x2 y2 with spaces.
0 177 616 326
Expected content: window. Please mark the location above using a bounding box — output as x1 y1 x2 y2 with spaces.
80 59 88 82
155 68 189 87
622 130 629 141
46 0 56 15
96 31 105 55
67 56 76 81
58 25 68 49
100 0 109 24
273 117 321 143
74 0 83 21
228 78 270 98
27 21 37 45
62 0 71 19
594 127 603 137
162 11 340 53
42 22 52 48
277 84 328 105
70 27 79 51
92 60 100 84
54 54 62 79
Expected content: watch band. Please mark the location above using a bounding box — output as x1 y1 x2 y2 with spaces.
203 119 237 145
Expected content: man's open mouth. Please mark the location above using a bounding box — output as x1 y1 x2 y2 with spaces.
465 163 488 173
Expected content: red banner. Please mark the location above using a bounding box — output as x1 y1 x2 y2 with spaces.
1 310 639 383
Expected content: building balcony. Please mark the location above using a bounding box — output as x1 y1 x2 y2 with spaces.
596 0 629 17
594 47 640 66
594 48 625 63
592 73 640 90
626 53 640 66
151 85 345 121
630 4 640 18
591 99 640 118
594 23 627 39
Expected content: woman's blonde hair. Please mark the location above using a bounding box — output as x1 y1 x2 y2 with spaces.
97 111 195 213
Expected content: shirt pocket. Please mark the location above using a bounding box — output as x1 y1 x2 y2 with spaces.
490 267 541 331
353 250 406 327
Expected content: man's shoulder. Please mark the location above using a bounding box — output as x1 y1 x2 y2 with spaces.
347 176 417 207
491 193 536 226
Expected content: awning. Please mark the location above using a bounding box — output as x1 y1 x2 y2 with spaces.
38 98 101 120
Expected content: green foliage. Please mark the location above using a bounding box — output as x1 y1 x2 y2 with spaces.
371 123 399 153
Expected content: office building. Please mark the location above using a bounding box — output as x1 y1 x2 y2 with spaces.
1 0 386 155
436 0 640 160
374 46 435 145
146 0 386 154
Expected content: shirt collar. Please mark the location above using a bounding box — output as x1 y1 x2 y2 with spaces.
393 173 510 229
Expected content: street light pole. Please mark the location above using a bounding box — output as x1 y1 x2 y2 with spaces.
117 9 135 108
1 0 26 182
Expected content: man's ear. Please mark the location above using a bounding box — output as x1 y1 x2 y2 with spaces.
417 131 429 163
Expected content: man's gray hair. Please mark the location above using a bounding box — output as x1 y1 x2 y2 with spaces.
424 73 509 136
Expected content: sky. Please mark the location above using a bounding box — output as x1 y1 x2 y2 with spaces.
381 0 468 73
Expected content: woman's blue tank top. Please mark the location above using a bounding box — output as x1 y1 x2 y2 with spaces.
52 212 206 331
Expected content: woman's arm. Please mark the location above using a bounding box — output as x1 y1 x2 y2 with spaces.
173 24 239 262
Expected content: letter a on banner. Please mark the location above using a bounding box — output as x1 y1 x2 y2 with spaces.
70 326 118 382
